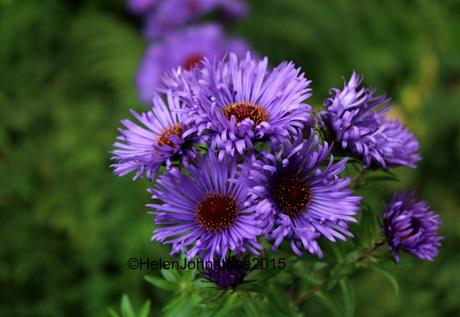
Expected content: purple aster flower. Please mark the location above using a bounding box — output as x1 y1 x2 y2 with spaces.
240 132 361 257
127 0 156 15
182 52 313 160
383 192 442 262
144 0 248 39
219 0 248 19
201 255 251 290
321 71 421 169
136 24 250 103
111 91 191 180
148 151 264 262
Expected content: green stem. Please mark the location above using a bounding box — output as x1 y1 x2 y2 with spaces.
293 277 330 305
356 240 386 263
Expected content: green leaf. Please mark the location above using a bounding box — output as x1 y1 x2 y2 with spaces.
330 243 346 262
315 292 341 317
144 275 176 291
238 292 271 316
240 295 260 316
207 293 238 317
138 300 151 317
107 308 121 317
121 295 135 317
160 268 180 282
266 284 299 316
328 263 354 289
340 278 355 317
373 267 399 294
163 293 199 317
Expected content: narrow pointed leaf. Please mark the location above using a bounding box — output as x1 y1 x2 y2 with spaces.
340 278 355 317
121 295 135 317
139 300 151 317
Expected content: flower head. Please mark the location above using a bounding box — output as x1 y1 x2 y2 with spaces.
136 24 249 103
183 53 313 160
144 0 248 39
240 132 361 257
383 192 442 262
321 72 420 169
148 151 263 262
111 92 191 180
201 256 251 290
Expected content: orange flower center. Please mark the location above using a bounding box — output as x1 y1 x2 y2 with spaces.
182 54 203 70
156 123 183 148
222 102 269 127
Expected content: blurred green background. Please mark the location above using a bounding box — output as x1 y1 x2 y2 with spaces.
1 0 459 316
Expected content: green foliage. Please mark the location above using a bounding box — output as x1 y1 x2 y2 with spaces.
1 0 460 316
107 295 151 317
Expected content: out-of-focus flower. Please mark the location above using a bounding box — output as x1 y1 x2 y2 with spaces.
321 71 421 169
127 0 157 15
148 151 264 262
111 92 192 180
201 256 251 290
144 0 248 39
182 52 312 160
240 132 361 257
136 24 249 103
383 192 442 262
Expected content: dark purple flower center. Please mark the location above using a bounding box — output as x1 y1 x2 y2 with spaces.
182 54 203 70
156 123 183 148
271 173 312 218
223 102 270 127
196 194 239 232
400 218 421 241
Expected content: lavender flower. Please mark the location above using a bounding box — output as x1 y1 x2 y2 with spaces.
183 53 313 160
148 151 264 262
240 132 361 257
144 0 248 39
202 256 251 290
127 0 156 15
321 72 421 169
136 24 249 103
111 92 191 180
383 192 442 262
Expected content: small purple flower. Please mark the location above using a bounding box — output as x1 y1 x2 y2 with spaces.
183 53 313 160
321 72 421 169
136 24 250 103
127 0 156 15
111 92 191 180
201 256 251 290
148 151 263 262
240 132 361 257
383 192 442 262
144 0 248 39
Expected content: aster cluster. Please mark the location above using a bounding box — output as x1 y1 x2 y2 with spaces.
321 72 421 169
112 52 442 290
127 0 251 103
